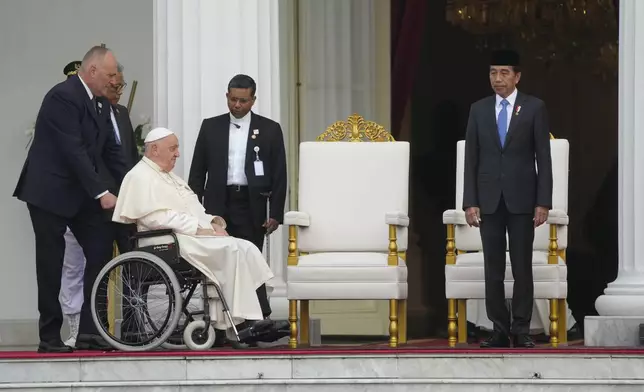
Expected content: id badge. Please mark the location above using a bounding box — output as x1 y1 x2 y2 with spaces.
254 160 265 176
253 146 265 176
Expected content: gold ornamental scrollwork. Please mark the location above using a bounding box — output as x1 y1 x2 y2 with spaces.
316 113 395 142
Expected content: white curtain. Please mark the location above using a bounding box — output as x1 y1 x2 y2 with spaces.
298 0 377 142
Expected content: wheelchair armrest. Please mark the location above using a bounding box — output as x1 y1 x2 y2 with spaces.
132 229 175 239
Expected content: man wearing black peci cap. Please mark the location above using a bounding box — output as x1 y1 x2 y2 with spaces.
462 49 553 348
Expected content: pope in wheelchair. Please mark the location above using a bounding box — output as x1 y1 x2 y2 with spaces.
92 127 288 351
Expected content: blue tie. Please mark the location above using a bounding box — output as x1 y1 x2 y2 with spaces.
497 99 509 147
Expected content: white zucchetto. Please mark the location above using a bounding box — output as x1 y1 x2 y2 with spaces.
144 127 175 143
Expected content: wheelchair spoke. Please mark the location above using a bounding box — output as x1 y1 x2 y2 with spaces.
93 256 178 348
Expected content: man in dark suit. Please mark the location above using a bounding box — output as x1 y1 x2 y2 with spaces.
188 74 287 323
101 64 140 242
463 50 553 348
13 46 126 353
59 63 140 347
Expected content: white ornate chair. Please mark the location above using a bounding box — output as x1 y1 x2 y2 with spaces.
443 136 573 347
286 114 409 348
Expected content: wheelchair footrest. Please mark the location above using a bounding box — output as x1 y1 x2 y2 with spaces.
237 319 290 344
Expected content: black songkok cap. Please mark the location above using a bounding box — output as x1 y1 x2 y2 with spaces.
63 61 82 78
490 50 520 67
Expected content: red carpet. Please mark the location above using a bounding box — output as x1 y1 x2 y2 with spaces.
3 339 644 359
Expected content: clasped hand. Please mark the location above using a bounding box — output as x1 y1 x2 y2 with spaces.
196 223 229 236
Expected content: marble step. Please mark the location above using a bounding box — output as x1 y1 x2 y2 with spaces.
2 354 644 391
2 379 644 391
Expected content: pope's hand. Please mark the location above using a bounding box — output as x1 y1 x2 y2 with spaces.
100 193 117 210
196 228 216 236
211 223 229 236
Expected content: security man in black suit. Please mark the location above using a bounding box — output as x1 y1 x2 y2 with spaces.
188 74 287 322
463 50 553 349
13 46 126 353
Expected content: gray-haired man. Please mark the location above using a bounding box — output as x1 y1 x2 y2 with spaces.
60 62 140 348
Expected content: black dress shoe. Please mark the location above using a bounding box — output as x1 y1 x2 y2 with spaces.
212 328 230 348
480 332 511 348
37 340 73 353
75 334 113 350
513 334 536 348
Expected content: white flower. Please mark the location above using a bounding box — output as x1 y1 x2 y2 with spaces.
141 123 152 138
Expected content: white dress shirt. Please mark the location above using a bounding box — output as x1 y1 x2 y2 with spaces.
110 107 121 145
495 88 518 135
227 111 251 185
78 74 93 100
78 75 108 199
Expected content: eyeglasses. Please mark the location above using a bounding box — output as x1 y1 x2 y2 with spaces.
112 82 128 92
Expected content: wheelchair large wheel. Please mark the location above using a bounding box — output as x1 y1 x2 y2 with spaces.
91 251 183 352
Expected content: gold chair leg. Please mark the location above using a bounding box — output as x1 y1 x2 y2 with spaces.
558 298 568 344
300 300 310 346
447 298 457 347
549 298 559 348
457 300 467 344
389 299 399 348
397 299 407 344
289 300 298 349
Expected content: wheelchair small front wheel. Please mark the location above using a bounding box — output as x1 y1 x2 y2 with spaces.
183 320 216 350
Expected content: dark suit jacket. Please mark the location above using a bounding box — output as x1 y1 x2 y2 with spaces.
97 103 140 195
188 112 287 226
13 75 126 218
463 91 553 215
113 104 140 171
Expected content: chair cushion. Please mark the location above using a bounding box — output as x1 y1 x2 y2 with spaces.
287 252 407 300
445 251 567 299
297 142 409 253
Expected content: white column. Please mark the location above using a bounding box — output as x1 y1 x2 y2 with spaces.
153 0 289 318
595 0 644 316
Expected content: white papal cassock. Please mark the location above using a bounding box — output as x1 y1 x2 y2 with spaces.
112 156 274 330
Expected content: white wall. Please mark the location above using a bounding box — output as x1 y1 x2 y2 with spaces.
0 0 153 344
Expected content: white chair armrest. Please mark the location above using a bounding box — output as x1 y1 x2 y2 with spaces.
385 211 409 227
443 209 467 225
284 211 311 227
547 209 569 225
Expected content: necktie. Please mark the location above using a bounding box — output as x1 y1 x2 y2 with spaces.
497 99 509 147
92 97 101 115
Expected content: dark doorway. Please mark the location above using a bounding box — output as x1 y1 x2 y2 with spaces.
392 0 619 337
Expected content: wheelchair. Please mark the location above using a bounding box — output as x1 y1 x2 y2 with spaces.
90 229 289 352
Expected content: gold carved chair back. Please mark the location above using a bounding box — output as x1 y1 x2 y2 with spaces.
316 113 395 142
